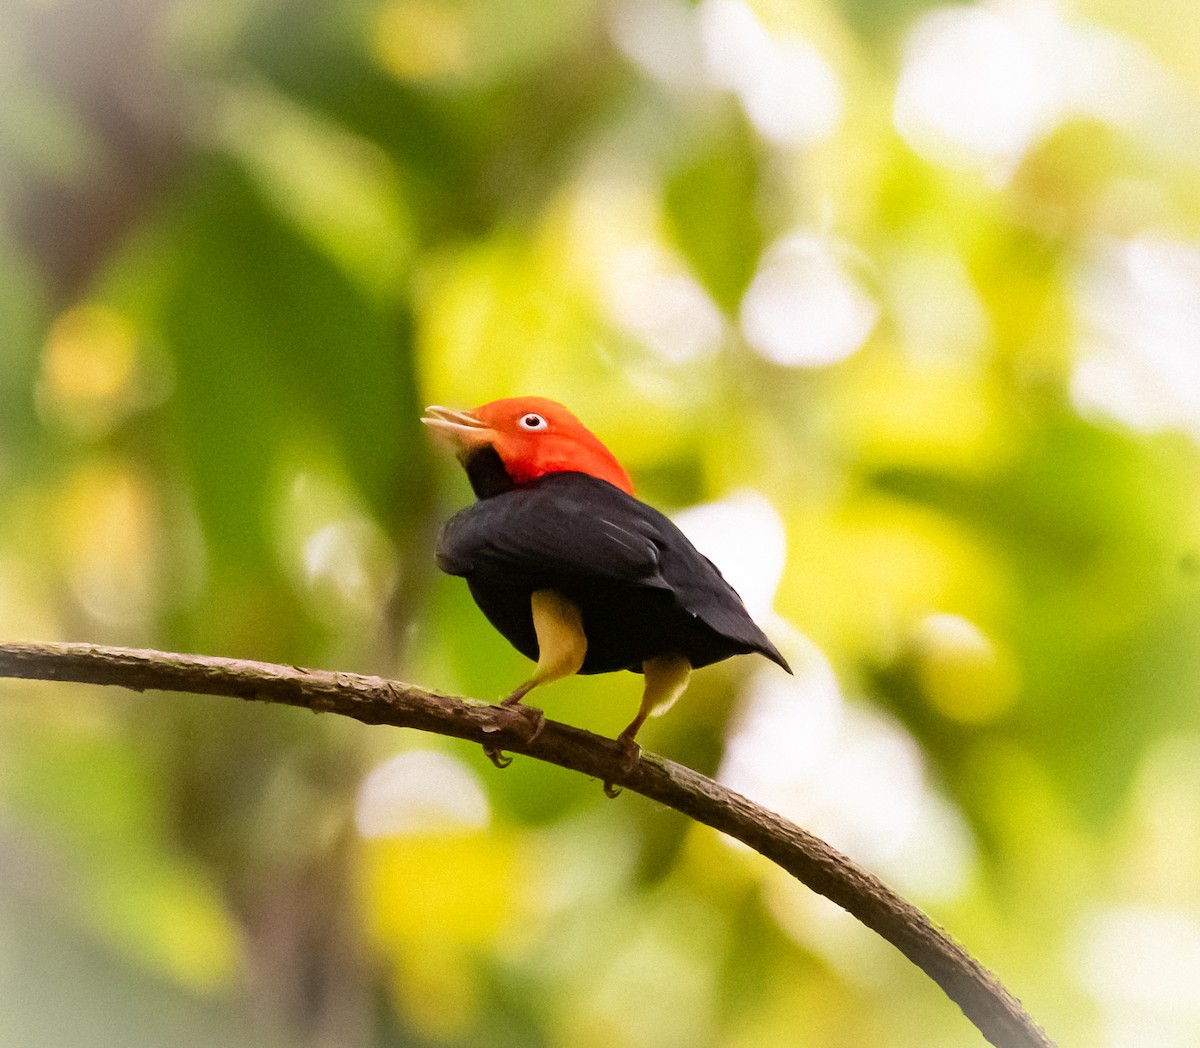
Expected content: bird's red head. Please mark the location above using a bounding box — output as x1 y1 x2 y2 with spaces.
422 397 635 496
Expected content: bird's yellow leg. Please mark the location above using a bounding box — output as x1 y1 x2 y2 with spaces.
620 652 692 743
502 589 587 706
605 654 692 795
486 591 586 769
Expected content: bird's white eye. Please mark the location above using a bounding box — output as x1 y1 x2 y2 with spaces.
518 413 547 431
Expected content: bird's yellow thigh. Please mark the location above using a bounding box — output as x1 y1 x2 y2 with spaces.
617 654 691 747
529 589 587 686
642 653 692 718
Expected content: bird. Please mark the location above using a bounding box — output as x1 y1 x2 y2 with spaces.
422 396 791 786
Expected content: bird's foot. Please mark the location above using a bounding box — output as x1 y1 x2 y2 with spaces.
483 746 513 769
602 733 642 798
482 700 544 769
509 701 546 744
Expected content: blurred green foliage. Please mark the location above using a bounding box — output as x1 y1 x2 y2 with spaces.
2 0 1199 1045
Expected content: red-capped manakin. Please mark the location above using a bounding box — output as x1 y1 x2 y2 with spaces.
423 397 791 780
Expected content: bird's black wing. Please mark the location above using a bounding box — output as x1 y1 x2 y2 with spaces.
438 472 791 673
651 526 792 673
436 473 671 591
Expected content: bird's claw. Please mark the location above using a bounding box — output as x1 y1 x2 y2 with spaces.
480 701 544 769
484 745 513 769
602 735 642 798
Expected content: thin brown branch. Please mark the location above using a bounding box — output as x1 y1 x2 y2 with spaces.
0 640 1053 1048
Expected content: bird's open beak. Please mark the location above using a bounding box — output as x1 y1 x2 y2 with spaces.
421 405 495 451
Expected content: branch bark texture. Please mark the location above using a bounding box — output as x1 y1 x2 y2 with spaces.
0 641 1053 1048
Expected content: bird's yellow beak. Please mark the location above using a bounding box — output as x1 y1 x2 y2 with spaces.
421 405 495 451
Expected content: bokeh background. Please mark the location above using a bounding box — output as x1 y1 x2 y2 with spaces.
2 0 1199 1044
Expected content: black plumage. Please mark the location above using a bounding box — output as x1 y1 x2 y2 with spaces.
436 469 792 677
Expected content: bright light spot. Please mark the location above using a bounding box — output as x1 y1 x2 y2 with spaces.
672 490 786 619
280 469 398 625
894 2 1177 177
372 1 471 81
894 5 1052 175
879 789 976 901
41 305 134 408
60 462 161 626
1128 736 1200 901
698 0 841 146
1071 235 1200 441
1071 356 1177 436
610 0 844 142
913 612 1019 723
720 638 843 788
37 303 171 438
1058 22 1172 130
356 750 489 837
719 639 975 901
805 708 924 859
1076 906 1200 1017
740 233 877 366
301 518 395 617
608 0 707 90
918 613 993 658
603 243 725 363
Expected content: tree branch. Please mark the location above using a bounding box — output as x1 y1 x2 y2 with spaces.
0 641 1053 1048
